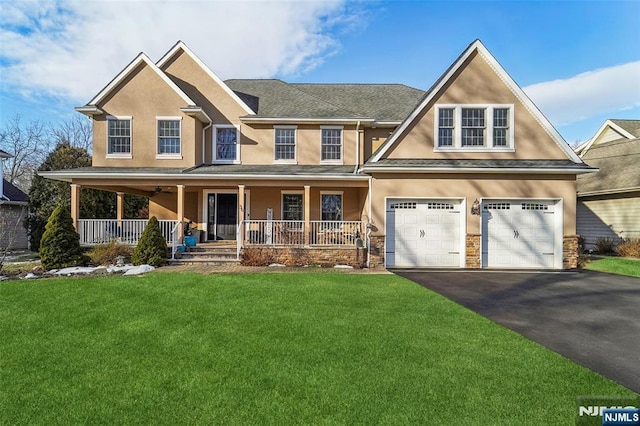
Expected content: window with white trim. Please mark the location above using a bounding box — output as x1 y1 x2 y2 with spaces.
214 126 240 162
321 192 342 221
274 127 296 162
157 118 181 156
435 105 514 150
321 127 343 162
282 193 303 221
107 117 132 156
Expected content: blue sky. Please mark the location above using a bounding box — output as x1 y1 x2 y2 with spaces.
1 0 639 144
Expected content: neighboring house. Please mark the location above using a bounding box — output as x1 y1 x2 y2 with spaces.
40 40 594 269
575 119 640 250
1 149 29 250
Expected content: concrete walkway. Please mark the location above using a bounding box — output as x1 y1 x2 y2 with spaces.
395 269 640 393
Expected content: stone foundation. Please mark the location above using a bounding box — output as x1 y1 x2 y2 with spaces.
241 246 368 268
563 235 579 269
465 234 481 268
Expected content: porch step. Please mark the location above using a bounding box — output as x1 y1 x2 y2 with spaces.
171 242 239 265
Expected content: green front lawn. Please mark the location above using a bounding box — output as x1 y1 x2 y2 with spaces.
584 256 640 278
1 273 634 424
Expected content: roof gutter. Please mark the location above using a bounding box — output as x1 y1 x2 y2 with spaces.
240 117 375 125
38 171 371 183
577 186 640 197
361 166 598 175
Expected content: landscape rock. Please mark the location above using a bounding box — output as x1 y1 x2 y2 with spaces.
55 267 96 276
268 263 286 268
123 265 155 276
334 265 354 269
22 273 39 279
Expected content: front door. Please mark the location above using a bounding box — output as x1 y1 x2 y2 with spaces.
207 193 238 240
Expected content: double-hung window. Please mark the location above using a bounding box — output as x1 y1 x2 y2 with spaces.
157 118 181 158
274 127 296 162
107 116 132 157
214 125 240 163
321 127 343 163
435 105 514 151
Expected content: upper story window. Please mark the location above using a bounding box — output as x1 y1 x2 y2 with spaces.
435 105 514 151
157 118 181 159
107 116 132 158
214 125 240 163
321 126 343 163
274 126 296 163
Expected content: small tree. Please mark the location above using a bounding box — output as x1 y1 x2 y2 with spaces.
132 216 167 267
39 206 85 270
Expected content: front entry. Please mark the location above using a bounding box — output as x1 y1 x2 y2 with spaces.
207 193 237 241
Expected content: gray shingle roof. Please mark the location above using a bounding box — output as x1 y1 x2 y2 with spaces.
224 79 425 121
577 137 640 195
610 119 640 138
42 165 361 177
365 159 594 171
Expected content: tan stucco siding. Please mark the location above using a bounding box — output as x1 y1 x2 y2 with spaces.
364 127 394 162
149 191 199 222
385 51 568 161
92 63 197 168
161 50 248 125
233 124 359 165
370 174 576 235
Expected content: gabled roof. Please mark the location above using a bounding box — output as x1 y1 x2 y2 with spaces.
83 52 196 108
1 179 28 204
576 119 640 156
157 41 255 116
577 137 640 196
369 39 583 164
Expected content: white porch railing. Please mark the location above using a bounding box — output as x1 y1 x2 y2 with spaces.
77 219 178 245
242 220 363 246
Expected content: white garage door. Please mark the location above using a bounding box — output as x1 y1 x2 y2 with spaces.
482 200 558 268
386 199 462 268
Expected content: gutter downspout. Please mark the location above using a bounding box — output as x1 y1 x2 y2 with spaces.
353 120 361 173
366 176 372 268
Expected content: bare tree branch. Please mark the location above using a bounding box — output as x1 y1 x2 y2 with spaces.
50 115 93 152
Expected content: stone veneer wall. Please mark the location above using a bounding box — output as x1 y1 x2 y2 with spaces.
241 246 368 268
563 235 579 269
368 236 385 268
465 234 481 268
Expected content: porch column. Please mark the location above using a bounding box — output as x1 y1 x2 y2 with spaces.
238 185 245 245
70 184 80 230
304 185 310 246
177 184 185 241
116 192 124 226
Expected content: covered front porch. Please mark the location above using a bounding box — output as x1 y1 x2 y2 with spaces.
55 166 372 263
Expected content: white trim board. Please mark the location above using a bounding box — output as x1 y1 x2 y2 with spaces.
88 53 195 106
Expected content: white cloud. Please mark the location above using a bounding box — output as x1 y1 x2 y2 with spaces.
523 61 640 126
0 0 356 102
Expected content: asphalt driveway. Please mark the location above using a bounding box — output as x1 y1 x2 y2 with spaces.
395 269 640 393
